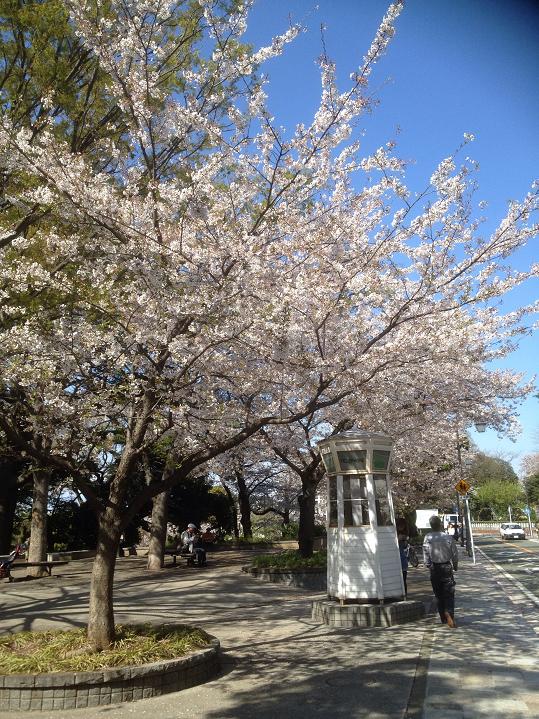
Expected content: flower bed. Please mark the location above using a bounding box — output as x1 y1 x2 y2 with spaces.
0 625 220 712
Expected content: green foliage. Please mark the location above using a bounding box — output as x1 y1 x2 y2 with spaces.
0 0 126 148
222 535 271 546
470 480 526 520
167 476 234 534
469 453 519 487
251 549 327 569
280 522 299 540
524 474 539 505
0 624 211 674
47 501 98 550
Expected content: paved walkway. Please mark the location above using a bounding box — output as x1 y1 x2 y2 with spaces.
1 543 538 718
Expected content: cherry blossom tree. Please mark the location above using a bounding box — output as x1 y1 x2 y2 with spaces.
1 0 538 650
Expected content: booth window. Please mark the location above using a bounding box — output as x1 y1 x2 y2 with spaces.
342 475 369 526
328 476 338 527
322 450 336 474
337 449 367 472
372 450 390 471
373 474 392 526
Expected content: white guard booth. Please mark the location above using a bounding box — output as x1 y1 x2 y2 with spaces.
318 431 405 603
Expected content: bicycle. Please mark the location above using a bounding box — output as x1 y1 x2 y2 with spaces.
406 544 420 568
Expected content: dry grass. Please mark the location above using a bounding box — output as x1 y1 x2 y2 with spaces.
0 624 211 674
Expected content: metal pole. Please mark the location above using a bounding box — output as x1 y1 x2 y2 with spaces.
527 511 534 538
524 488 534 538
456 493 464 547
464 494 476 564
508 505 512 522
455 426 472 557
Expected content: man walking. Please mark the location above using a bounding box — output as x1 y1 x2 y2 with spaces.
423 515 459 627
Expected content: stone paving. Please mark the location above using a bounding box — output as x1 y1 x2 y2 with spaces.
0 542 538 718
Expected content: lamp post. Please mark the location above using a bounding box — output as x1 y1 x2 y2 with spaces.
456 427 475 563
456 420 486 563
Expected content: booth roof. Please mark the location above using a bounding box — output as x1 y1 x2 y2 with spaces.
319 430 394 444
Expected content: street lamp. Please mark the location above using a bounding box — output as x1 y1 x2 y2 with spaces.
455 425 476 564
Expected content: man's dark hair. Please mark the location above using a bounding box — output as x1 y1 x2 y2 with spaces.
429 515 442 531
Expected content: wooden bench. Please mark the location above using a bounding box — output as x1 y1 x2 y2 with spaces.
10 561 69 577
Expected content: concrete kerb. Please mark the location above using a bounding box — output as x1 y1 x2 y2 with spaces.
242 565 326 590
0 638 220 712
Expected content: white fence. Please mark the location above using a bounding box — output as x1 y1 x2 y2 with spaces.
471 521 535 536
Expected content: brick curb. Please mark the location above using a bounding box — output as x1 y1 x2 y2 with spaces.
312 599 426 627
0 637 220 712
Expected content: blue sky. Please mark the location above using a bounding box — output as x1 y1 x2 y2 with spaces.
243 0 539 473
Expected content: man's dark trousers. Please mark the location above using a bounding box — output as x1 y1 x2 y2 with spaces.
430 562 455 622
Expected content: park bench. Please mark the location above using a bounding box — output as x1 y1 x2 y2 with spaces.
9 560 69 577
164 550 205 567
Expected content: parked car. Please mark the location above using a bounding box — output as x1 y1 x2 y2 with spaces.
499 523 526 540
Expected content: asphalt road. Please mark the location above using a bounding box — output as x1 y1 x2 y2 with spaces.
474 533 539 601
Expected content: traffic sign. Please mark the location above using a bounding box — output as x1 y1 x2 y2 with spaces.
455 479 471 495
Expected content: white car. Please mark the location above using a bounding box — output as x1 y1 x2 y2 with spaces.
499 523 526 540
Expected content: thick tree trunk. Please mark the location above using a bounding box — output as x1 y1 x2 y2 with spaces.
28 470 50 577
235 471 252 538
86 399 152 649
147 490 169 570
298 478 319 558
87 507 122 651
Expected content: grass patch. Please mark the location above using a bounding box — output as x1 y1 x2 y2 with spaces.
0 624 211 675
251 549 327 569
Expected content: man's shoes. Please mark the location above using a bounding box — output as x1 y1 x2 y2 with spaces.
444 612 456 628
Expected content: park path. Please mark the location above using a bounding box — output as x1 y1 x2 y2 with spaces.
1 543 538 718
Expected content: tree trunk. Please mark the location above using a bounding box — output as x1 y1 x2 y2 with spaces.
87 506 122 650
78 391 155 649
28 469 50 577
298 477 319 558
236 471 252 538
222 482 240 538
0 464 19 553
147 490 169 570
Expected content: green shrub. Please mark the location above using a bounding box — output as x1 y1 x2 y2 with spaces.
280 522 299 540
251 549 327 569
0 624 211 674
222 535 272 546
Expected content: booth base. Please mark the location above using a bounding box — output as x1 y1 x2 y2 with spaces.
312 598 425 628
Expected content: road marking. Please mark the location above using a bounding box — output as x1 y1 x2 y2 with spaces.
504 542 538 555
475 546 539 609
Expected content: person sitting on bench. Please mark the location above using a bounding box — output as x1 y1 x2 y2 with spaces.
179 523 206 566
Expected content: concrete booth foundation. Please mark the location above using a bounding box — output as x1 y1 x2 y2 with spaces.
312 431 424 628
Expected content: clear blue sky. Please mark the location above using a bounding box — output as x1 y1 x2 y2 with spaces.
244 0 539 473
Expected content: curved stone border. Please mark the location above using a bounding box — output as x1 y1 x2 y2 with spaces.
243 565 326 590
0 637 220 712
